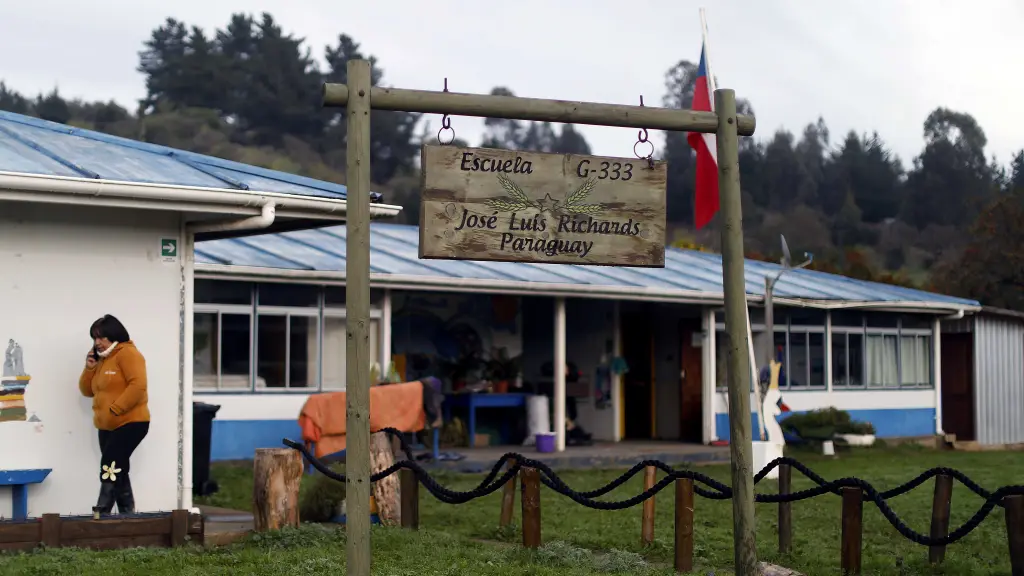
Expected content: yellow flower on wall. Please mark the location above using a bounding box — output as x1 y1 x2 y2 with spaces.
101 462 121 482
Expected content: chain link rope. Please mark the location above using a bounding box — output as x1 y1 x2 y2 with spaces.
284 428 1024 547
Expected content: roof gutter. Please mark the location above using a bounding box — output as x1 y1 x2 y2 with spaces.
192 263 981 313
0 171 402 220
187 202 276 235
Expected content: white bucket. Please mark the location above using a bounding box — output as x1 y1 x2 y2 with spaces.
752 441 784 480
522 394 550 447
822 440 836 456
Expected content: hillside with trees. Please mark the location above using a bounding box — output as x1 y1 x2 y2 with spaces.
1 12 1020 310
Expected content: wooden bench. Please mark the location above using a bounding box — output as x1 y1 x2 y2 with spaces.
0 469 52 520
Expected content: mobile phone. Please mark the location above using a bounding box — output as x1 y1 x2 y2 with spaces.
90 347 100 361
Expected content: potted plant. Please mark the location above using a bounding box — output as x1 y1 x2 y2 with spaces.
484 347 520 394
834 419 877 447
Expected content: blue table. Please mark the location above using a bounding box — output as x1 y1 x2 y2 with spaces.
0 468 51 519
443 393 529 445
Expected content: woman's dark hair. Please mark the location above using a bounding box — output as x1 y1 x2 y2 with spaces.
90 315 130 342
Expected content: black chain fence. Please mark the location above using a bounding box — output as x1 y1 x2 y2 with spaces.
282 428 1024 547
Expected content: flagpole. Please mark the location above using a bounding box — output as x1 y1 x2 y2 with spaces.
699 9 717 96
701 7 764 440
705 7 760 574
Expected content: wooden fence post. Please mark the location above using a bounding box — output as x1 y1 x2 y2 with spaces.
170 509 189 547
252 448 303 532
499 458 518 528
641 465 657 546
1005 494 1024 576
778 462 792 555
40 513 61 548
841 487 863 576
520 467 542 549
370 431 400 526
674 477 695 573
928 474 953 564
400 468 419 530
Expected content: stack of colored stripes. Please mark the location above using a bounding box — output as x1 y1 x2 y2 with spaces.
0 375 29 422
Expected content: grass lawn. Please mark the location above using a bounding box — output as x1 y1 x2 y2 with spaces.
1 444 1020 575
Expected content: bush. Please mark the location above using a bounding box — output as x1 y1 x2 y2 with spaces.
299 462 346 522
780 407 876 439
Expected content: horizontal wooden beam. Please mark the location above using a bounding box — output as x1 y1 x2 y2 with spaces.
322 83 755 137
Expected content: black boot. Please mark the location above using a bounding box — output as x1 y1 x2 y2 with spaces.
92 482 116 518
115 475 135 515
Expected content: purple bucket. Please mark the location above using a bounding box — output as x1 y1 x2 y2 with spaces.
536 432 555 453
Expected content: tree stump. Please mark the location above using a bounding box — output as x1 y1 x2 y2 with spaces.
371 431 400 526
252 448 303 532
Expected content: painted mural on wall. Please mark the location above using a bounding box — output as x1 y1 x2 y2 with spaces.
1 339 32 422
391 293 521 386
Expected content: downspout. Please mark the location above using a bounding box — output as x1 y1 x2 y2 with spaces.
186 202 277 235
177 201 276 509
942 310 965 320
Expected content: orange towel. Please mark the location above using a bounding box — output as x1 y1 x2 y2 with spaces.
299 380 427 458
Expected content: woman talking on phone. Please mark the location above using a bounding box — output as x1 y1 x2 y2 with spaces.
78 315 150 515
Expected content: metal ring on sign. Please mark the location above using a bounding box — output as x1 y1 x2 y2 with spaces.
634 140 655 162
437 77 455 145
438 126 456 146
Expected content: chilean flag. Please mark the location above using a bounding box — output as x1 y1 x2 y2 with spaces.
686 32 719 230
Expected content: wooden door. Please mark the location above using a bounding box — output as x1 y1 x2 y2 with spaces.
679 320 704 442
941 333 975 441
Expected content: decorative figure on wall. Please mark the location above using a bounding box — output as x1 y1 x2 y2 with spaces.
761 358 791 445
1 339 32 423
752 355 790 480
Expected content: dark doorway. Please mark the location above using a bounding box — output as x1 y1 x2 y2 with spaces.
621 303 654 440
679 319 704 442
941 333 975 441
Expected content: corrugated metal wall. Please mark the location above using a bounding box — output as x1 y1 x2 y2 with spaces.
974 315 1024 445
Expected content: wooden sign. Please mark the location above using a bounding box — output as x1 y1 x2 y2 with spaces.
419 146 667 267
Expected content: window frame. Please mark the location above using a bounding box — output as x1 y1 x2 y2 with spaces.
193 304 254 391
193 280 385 394
714 309 935 393
831 315 933 390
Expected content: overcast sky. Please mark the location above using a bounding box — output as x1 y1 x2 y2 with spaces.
2 0 1022 167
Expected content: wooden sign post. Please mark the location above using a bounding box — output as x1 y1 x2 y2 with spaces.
419 146 667 267
325 60 757 576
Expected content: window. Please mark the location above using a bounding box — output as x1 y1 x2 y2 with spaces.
196 281 252 305
256 314 319 389
322 317 381 390
832 332 864 387
775 330 825 389
192 311 252 389
712 308 934 391
325 287 386 307
867 334 899 387
900 335 931 387
259 283 319 307
193 279 385 393
831 312 931 389
194 313 217 387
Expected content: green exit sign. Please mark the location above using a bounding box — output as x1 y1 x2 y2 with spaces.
161 238 178 260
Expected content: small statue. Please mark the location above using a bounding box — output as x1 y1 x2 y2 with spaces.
2 339 15 377
11 341 25 376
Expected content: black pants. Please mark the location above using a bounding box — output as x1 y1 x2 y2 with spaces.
98 421 149 484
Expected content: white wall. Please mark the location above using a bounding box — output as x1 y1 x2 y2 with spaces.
0 202 183 517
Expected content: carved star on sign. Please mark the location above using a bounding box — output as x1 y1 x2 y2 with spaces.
534 193 560 212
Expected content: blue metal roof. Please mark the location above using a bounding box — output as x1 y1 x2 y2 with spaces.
0 110 380 202
195 222 981 309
